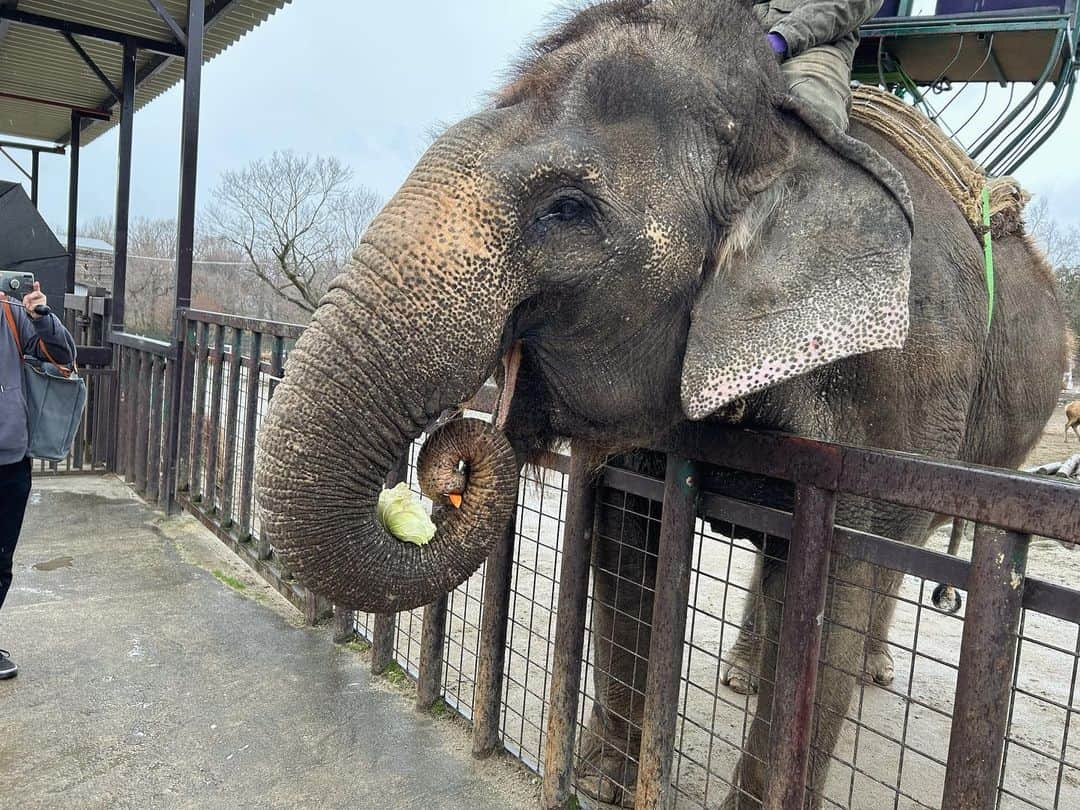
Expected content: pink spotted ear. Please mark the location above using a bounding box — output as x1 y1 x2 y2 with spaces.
681 101 913 420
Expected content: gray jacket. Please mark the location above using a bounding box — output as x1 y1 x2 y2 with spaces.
755 0 883 62
1 302 75 465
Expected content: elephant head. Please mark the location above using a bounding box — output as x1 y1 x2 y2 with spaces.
254 0 912 613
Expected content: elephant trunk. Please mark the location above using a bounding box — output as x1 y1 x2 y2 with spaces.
254 152 524 611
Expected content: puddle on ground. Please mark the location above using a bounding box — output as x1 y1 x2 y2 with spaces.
32 555 73 571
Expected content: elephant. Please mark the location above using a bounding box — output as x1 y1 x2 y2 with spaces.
254 0 1069 807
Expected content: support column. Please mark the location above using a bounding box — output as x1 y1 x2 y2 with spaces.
111 38 136 333
162 0 204 514
66 111 81 296
30 150 39 208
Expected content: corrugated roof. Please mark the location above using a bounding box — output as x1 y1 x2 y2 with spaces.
0 0 291 145
76 236 115 252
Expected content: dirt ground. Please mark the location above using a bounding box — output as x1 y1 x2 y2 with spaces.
384 403 1080 809
1024 402 1080 469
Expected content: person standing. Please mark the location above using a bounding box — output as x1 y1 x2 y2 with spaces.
1 282 75 680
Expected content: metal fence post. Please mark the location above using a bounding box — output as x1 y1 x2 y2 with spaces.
763 484 836 810
635 455 701 809
542 446 597 809
472 505 518 757
942 525 1030 808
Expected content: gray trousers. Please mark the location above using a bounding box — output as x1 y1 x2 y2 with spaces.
781 44 853 131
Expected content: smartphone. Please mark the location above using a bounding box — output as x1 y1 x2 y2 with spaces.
0 270 34 300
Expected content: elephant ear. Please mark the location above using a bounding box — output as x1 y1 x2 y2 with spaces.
681 97 914 420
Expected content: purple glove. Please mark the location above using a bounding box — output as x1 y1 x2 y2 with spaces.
767 32 787 58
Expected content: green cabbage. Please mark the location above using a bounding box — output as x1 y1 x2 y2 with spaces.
377 482 436 546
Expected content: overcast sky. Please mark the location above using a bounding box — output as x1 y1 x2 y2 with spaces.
3 0 1078 234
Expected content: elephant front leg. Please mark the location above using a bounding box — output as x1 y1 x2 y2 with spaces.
865 567 904 687
576 486 661 808
723 555 874 810
725 553 897 697
723 551 764 695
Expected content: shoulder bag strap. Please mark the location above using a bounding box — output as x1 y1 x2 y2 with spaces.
3 301 23 363
2 301 74 378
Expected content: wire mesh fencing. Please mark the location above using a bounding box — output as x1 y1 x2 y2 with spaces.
109 309 1080 808
345 445 1080 809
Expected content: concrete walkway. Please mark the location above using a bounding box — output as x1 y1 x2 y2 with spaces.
0 476 538 809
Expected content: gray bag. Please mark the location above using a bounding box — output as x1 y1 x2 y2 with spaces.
4 306 87 461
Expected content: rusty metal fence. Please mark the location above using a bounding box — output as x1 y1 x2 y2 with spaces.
69 306 1080 809
340 412 1080 809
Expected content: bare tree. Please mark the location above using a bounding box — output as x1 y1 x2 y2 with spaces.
206 151 380 313
1029 198 1080 357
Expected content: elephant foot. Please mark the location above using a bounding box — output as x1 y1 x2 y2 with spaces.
576 724 638 807
722 644 760 695
865 643 895 686
931 582 963 614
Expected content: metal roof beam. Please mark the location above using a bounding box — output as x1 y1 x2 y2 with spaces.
0 139 64 154
71 0 243 143
0 90 111 120
146 0 187 48
61 31 122 103
0 7 184 57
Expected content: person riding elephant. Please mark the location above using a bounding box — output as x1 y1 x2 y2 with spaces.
255 1 1067 807
757 0 883 130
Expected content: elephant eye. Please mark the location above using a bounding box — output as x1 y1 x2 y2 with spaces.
539 196 588 224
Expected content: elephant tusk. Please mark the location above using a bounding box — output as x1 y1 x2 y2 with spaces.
495 340 523 431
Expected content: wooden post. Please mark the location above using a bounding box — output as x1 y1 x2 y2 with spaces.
471 507 518 757
333 605 356 644
371 613 396 675
416 595 449 711
942 526 1030 808
634 456 700 809
762 485 836 810
219 328 244 526
542 447 597 809
237 331 263 539
145 355 165 503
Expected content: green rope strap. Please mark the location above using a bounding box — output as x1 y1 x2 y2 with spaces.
982 184 995 333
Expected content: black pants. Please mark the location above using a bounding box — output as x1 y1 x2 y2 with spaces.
0 458 31 611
